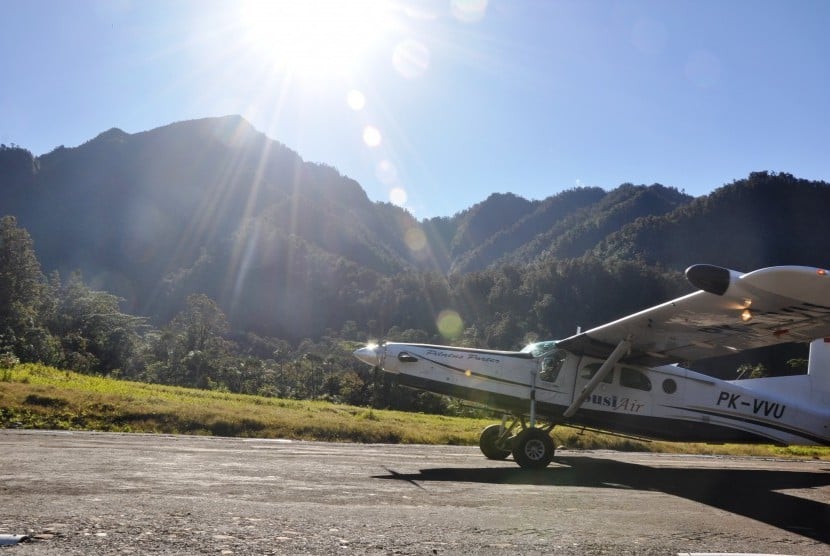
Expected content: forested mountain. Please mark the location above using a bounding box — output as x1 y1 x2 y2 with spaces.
593 171 830 270
449 187 603 274
448 193 539 261
1 116 828 364
450 184 692 274
1 117 422 331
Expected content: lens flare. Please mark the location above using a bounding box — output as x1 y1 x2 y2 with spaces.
437 309 464 340
393 39 430 79
451 0 488 23
389 187 408 206
404 227 426 252
376 159 398 184
363 125 382 147
346 89 366 111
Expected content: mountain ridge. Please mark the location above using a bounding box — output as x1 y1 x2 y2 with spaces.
2 116 828 345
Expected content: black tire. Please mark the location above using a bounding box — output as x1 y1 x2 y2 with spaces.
479 424 511 460
511 427 554 469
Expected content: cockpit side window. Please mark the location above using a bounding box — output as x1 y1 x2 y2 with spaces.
539 349 566 383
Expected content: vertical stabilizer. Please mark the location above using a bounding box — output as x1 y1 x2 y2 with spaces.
807 339 830 399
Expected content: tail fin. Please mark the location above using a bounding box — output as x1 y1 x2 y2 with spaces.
807 339 830 398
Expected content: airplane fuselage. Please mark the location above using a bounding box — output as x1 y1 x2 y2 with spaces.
355 341 830 447
354 266 830 468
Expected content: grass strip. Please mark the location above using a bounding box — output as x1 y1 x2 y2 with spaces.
1 364 827 460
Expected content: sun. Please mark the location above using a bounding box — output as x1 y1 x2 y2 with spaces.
239 0 396 78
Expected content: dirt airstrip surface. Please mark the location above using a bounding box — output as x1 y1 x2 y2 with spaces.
0 429 828 555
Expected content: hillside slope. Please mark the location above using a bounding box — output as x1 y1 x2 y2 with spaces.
2 119 828 346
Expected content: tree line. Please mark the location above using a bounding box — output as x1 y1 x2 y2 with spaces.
0 215 453 412
1 214 711 412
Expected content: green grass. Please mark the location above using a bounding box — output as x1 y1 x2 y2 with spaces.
0 363 495 444
1 363 828 460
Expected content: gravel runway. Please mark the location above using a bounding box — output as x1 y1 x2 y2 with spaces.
1 429 828 554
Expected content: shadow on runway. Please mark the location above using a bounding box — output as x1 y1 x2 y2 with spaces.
374 456 830 543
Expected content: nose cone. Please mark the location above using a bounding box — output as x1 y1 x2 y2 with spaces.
353 345 380 367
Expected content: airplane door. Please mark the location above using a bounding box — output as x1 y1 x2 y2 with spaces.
571 359 655 417
572 358 616 412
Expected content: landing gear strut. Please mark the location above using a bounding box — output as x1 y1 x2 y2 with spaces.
478 417 556 469
478 364 562 469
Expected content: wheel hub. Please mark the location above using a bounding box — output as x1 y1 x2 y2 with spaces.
524 438 547 461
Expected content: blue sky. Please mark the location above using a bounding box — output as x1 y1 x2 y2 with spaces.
2 0 829 218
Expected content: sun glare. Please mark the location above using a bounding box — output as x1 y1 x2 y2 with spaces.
239 0 394 77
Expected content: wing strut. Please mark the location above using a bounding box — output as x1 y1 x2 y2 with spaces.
563 338 631 418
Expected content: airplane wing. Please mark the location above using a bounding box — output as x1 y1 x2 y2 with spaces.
556 265 830 366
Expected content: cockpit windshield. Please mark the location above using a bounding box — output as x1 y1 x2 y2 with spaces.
520 340 559 358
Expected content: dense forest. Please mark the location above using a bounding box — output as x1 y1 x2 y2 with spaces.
1 116 827 410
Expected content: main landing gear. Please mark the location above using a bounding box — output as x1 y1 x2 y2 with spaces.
479 366 557 469
479 417 556 469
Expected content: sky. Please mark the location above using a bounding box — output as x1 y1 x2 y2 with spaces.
2 0 830 219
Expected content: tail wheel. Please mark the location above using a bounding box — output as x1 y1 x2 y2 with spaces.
479 424 511 460
511 427 554 469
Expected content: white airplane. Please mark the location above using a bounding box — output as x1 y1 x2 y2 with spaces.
354 265 830 468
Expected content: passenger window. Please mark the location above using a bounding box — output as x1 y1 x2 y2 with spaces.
580 363 613 384
539 349 566 383
621 367 651 391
